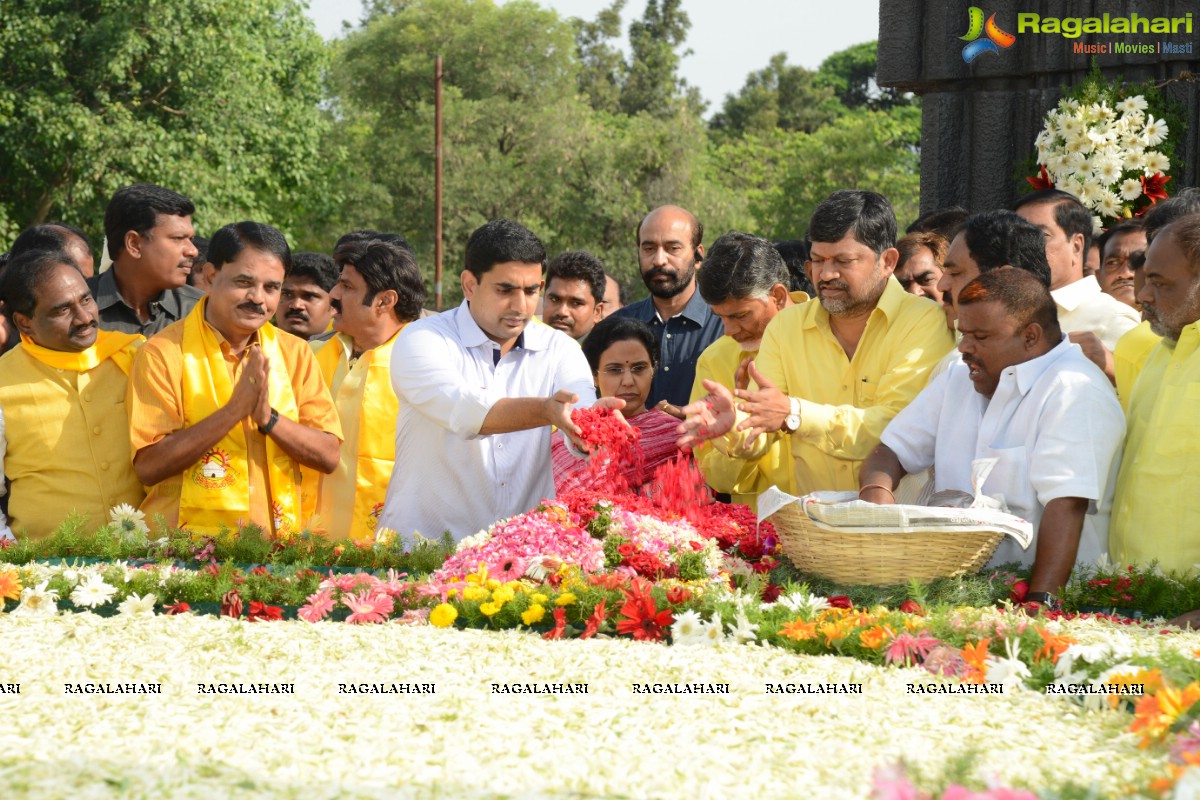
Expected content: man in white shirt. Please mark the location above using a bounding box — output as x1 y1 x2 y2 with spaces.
860 268 1125 608
380 219 622 541
1014 189 1139 350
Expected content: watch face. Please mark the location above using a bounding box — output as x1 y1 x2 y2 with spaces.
785 414 800 432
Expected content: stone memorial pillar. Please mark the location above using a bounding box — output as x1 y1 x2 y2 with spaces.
877 0 1200 215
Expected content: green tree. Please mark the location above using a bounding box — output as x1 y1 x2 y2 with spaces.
709 53 842 141
715 106 922 240
816 41 914 112
618 0 704 117
573 0 627 114
325 0 742 306
0 0 331 246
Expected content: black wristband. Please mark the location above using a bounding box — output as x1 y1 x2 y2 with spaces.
258 408 280 436
1025 591 1060 610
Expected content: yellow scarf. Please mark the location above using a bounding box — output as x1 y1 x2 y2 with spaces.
305 326 404 542
178 298 301 538
20 330 142 375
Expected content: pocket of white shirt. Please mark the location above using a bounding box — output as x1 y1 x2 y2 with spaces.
981 445 1034 515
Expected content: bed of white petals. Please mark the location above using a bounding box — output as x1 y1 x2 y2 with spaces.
0 613 1175 799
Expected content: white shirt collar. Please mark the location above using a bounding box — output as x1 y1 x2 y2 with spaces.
1050 274 1101 312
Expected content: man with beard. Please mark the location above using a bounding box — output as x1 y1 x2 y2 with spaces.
1110 215 1200 573
677 190 954 495
275 252 338 342
0 250 146 539
541 250 606 341
127 222 342 537
860 268 1124 603
614 205 723 412
89 183 204 336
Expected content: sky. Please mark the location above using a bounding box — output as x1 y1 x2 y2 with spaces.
303 0 882 112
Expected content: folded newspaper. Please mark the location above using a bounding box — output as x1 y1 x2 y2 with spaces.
757 458 1034 550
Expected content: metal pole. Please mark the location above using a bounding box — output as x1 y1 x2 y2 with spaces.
434 55 444 310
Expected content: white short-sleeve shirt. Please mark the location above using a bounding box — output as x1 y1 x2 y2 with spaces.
881 338 1125 568
1052 275 1140 351
379 303 596 541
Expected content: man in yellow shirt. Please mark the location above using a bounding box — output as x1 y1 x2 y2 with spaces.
1110 216 1200 573
690 232 805 508
678 190 955 494
0 249 144 539
128 222 342 537
306 239 425 543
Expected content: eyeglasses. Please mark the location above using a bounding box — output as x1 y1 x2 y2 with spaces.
600 364 653 377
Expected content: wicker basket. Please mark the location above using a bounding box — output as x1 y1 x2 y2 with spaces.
770 501 1005 585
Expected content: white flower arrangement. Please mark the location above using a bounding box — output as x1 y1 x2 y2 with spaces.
1032 94 1171 223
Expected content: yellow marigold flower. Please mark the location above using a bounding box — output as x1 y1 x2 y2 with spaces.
479 601 502 617
492 586 516 605
485 579 501 590
429 603 458 628
0 569 21 602
555 592 577 606
447 589 459 599
462 586 489 603
521 604 546 626
532 593 549 604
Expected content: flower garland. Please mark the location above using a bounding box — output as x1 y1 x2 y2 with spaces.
1026 66 1178 223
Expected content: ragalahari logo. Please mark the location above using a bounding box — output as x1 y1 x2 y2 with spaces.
960 7 1016 62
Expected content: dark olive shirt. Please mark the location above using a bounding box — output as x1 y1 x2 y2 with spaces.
87 267 205 337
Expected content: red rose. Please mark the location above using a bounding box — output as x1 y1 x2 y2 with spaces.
1009 580 1029 603
899 600 924 615
247 601 283 622
827 595 853 609
164 602 191 615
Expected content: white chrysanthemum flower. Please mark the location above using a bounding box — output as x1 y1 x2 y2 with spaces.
1120 178 1143 201
1064 151 1089 174
1097 190 1122 217
1091 215 1104 235
1058 97 1080 114
1144 151 1171 175
1142 114 1168 147
118 592 157 617
1077 179 1103 205
728 611 759 645
670 610 704 645
701 612 724 646
1093 157 1123 184
777 591 830 617
985 639 1031 690
70 575 117 608
1094 102 1115 121
1087 125 1117 147
1057 115 1084 139
109 503 150 537
1118 95 1148 115
13 581 58 616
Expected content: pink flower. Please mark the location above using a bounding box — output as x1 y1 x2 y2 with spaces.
298 589 335 623
320 571 380 593
397 608 431 625
922 645 967 678
871 764 930 800
343 590 394 624
885 631 942 666
378 569 409 597
493 556 527 583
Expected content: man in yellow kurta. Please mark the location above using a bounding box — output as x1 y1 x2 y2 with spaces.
689 232 805 508
127 222 342 537
304 239 426 543
1110 216 1200 573
679 191 955 494
0 250 145 539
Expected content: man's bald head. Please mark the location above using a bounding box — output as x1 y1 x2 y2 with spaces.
636 205 703 250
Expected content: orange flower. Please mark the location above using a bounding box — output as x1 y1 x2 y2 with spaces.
1129 682 1200 746
960 638 991 684
779 619 818 641
0 569 20 601
858 625 895 650
903 615 925 632
819 621 851 646
1033 626 1075 665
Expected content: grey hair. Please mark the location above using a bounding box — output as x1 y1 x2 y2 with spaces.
696 231 789 304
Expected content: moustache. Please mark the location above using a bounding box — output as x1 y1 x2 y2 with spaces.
239 302 266 315
285 310 309 321
330 300 342 313
70 320 97 338
819 281 849 292
644 267 678 282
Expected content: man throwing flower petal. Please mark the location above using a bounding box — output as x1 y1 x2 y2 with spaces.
128 222 342 537
677 190 954 495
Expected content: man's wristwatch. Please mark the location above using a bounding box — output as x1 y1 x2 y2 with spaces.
258 408 280 436
1025 591 1061 611
782 397 801 433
